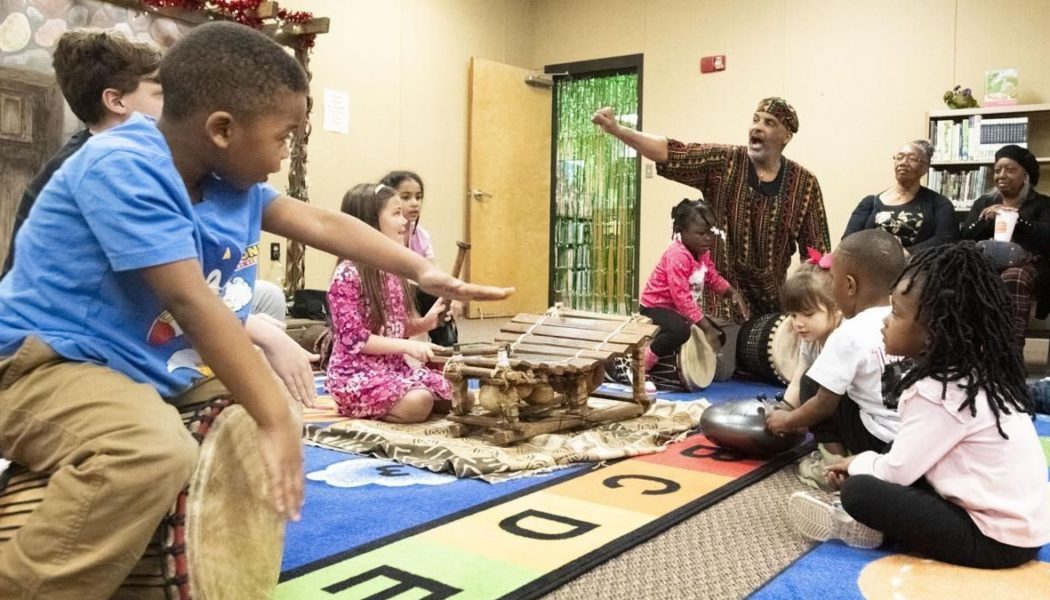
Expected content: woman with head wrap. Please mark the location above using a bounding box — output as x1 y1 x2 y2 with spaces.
843 140 958 251
961 144 1050 347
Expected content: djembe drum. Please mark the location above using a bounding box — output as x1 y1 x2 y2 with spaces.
0 377 285 599
735 313 800 385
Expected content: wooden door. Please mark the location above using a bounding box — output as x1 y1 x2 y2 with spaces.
0 66 64 269
466 57 551 317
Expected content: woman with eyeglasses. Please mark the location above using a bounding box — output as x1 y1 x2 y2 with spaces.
842 140 958 251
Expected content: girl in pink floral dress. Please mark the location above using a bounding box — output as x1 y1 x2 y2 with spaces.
325 183 452 423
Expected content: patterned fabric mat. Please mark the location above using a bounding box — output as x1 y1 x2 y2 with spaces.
304 396 707 482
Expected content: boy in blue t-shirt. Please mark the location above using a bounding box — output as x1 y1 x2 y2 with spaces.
0 22 509 598
1 29 317 408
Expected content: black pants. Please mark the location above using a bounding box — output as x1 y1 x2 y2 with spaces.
415 288 458 346
799 375 889 455
639 306 691 357
841 475 1041 568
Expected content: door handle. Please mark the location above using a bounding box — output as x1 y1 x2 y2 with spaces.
469 188 493 202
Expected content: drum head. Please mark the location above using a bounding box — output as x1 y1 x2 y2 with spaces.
187 404 284 599
769 315 800 384
678 325 716 391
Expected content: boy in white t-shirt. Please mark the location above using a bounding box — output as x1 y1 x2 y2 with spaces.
768 230 908 487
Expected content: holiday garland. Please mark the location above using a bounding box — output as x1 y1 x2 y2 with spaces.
140 0 316 48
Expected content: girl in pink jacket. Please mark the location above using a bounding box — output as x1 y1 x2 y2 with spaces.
639 199 748 371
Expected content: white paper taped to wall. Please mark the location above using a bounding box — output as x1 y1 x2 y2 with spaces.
323 88 349 134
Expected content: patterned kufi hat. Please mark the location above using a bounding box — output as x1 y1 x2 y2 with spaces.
755 97 799 133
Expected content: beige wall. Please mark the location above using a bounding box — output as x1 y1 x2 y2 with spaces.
530 0 1050 279
273 0 1050 294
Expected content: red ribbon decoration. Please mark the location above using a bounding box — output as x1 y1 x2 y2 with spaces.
806 247 832 270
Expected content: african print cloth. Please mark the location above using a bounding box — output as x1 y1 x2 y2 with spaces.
657 142 830 320
304 398 707 482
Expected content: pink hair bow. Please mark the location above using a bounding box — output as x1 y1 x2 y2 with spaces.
806 247 832 270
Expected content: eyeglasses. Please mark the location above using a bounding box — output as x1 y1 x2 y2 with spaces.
892 153 925 165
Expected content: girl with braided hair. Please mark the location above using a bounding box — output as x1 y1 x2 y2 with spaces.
639 199 750 373
789 242 1050 566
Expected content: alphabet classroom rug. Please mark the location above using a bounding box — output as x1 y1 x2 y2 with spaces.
277 378 804 599
749 414 1050 600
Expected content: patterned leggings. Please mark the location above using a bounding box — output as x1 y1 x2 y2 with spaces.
1001 264 1037 347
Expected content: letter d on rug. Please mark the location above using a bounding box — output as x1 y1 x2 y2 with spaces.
499 509 600 540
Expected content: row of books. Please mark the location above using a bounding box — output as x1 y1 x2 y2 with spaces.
926 166 992 211
929 116 1028 162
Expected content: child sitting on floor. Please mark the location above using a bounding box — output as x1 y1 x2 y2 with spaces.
767 229 908 490
639 199 749 371
380 169 461 346
790 242 1050 566
779 254 841 409
325 183 453 423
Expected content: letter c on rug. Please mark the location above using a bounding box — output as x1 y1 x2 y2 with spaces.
602 474 681 495
498 509 600 540
322 565 461 599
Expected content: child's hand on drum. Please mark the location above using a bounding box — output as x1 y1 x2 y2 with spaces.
765 406 798 436
256 416 304 521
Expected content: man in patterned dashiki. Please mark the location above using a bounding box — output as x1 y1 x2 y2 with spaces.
592 97 831 321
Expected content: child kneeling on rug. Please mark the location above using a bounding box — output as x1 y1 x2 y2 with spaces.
639 199 749 371
766 230 908 491
790 242 1050 567
326 183 452 423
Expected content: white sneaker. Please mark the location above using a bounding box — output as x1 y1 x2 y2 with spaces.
788 491 884 549
644 381 657 394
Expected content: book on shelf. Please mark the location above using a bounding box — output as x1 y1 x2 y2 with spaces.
929 115 1027 162
926 165 991 211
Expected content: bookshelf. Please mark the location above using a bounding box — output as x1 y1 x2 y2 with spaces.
926 103 1050 213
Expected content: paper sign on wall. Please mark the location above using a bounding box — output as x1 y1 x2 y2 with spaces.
323 88 349 134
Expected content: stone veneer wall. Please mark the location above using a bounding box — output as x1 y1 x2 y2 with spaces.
0 0 189 135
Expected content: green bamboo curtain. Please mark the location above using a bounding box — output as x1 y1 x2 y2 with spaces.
552 73 639 314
